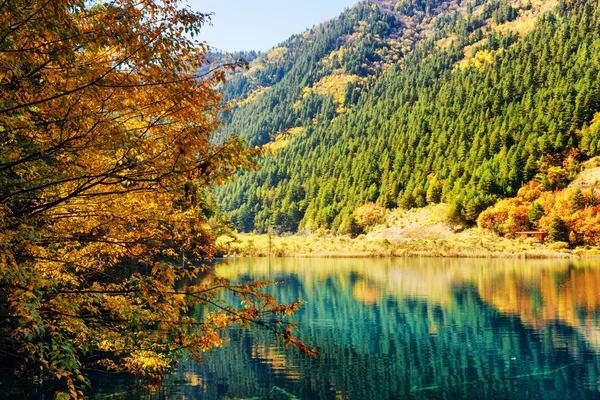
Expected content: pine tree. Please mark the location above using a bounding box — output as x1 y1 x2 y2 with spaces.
426 180 443 204
548 215 569 242
569 188 586 214
528 202 545 228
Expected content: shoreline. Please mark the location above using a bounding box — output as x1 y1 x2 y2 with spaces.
217 205 600 261
219 232 600 260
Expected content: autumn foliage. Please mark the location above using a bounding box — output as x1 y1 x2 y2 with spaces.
353 202 385 229
0 1 311 397
478 172 600 245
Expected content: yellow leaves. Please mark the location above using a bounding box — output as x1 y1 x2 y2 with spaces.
233 85 271 107
0 0 312 395
267 47 289 63
436 34 458 50
493 0 559 38
455 49 501 72
96 358 119 371
261 127 304 154
315 71 358 101
123 350 171 374
55 388 84 400
353 202 385 228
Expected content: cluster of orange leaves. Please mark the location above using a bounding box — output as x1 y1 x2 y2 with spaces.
478 176 600 244
0 1 312 398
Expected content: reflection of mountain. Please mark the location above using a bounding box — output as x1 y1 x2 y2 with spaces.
184 258 600 399
218 258 600 348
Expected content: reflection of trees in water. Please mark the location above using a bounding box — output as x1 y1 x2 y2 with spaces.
477 263 600 342
219 258 600 337
174 258 600 400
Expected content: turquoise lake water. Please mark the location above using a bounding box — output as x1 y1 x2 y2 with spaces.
91 257 600 399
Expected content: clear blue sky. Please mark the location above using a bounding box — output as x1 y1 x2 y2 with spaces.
186 0 359 52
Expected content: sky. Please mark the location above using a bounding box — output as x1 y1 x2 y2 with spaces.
186 0 359 53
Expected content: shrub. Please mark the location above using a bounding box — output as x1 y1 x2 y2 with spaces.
548 241 569 250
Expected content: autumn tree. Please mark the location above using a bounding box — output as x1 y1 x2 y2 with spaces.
353 202 385 229
477 197 530 237
0 1 311 397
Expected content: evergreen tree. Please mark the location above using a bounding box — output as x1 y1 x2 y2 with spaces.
426 180 443 204
528 202 545 228
548 216 569 243
569 188 586 214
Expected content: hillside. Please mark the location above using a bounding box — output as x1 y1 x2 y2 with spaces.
213 0 600 238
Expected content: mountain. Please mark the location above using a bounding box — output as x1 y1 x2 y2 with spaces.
213 0 600 235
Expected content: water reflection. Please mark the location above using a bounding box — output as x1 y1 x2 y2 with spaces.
94 257 600 399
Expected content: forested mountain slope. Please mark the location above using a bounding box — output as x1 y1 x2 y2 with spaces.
214 0 600 234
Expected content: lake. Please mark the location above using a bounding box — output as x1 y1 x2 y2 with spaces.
91 257 600 399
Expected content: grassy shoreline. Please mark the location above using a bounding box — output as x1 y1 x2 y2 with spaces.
216 204 600 260
218 231 600 259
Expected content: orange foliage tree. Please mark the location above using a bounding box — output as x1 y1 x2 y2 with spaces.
353 202 385 229
477 181 546 237
478 175 600 245
0 1 312 397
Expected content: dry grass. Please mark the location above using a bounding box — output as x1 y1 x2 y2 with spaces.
220 231 576 259
569 156 600 190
